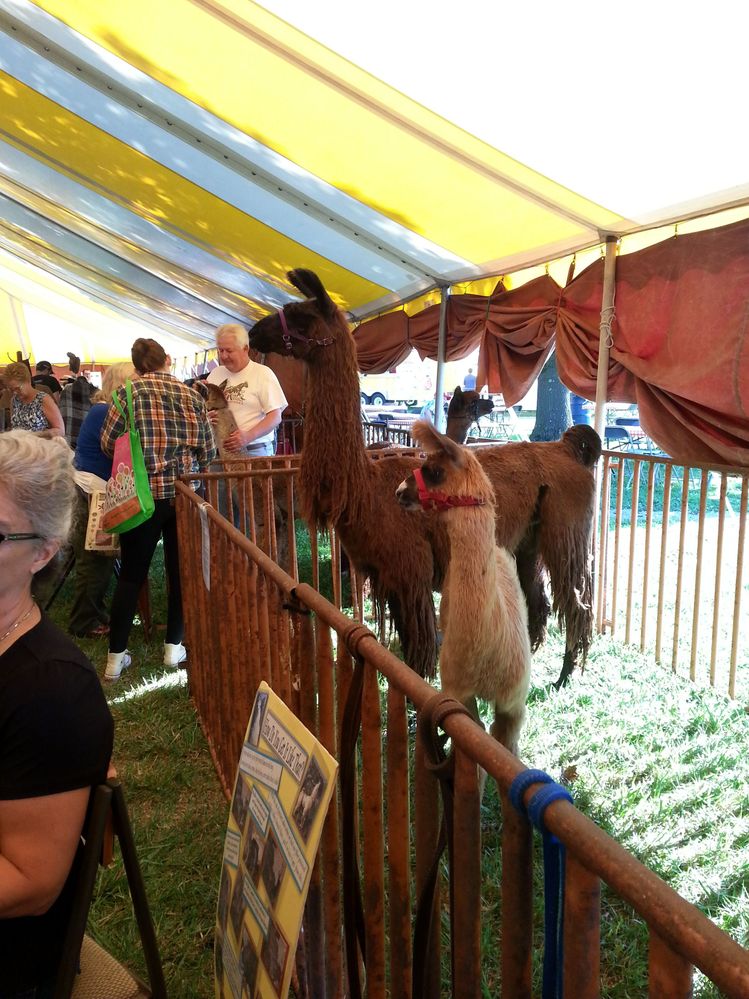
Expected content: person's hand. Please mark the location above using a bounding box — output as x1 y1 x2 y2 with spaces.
107 762 118 779
223 429 249 452
207 410 218 425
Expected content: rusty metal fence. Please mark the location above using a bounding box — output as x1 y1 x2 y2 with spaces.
597 451 748 700
176 468 749 998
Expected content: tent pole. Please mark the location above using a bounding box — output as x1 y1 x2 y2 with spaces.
593 236 618 436
592 236 617 633
10 296 32 361
433 284 449 432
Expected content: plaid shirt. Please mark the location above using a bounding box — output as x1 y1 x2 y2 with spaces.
59 376 94 448
101 372 217 499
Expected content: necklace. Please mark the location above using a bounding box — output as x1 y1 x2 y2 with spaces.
0 605 36 645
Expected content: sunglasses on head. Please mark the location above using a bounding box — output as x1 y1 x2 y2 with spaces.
0 533 42 545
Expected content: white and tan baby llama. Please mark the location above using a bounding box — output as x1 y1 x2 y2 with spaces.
396 420 532 755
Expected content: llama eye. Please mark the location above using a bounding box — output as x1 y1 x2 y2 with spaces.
422 465 444 485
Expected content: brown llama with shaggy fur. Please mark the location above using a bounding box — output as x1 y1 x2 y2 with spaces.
250 269 601 687
397 421 531 753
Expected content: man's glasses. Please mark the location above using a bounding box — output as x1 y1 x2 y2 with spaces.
0 533 42 545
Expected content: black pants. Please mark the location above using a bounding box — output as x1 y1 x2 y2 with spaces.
108 498 183 653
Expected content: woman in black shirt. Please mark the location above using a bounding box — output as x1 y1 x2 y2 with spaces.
0 430 114 998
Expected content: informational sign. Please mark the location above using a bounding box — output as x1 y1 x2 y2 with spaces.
215 682 338 999
84 490 120 554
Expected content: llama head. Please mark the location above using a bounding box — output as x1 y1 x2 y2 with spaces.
395 419 495 512
447 386 494 427
194 379 229 410
449 386 494 422
250 269 348 360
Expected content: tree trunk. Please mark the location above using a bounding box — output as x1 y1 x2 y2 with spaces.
530 349 571 442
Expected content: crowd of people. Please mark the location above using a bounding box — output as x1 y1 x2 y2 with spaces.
0 323 286 995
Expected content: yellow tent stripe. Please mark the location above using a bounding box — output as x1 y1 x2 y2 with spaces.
33 0 625 262
0 71 387 310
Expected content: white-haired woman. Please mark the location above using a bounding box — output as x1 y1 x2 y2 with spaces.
68 361 136 639
0 430 113 998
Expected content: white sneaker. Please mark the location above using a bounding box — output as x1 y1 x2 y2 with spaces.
163 642 187 667
104 650 132 683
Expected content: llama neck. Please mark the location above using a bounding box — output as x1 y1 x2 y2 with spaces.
444 508 498 597
300 329 371 526
444 414 470 445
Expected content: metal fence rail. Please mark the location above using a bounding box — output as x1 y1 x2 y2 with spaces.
176 473 749 998
597 450 748 699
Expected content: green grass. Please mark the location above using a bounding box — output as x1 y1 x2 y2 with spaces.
46 547 749 997
500 630 749 998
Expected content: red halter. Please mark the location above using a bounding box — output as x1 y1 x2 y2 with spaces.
278 308 335 353
413 467 486 512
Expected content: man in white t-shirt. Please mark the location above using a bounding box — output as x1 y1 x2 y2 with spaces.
207 323 287 457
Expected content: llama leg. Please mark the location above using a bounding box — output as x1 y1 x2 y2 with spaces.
490 705 526 758
515 539 549 653
553 646 576 689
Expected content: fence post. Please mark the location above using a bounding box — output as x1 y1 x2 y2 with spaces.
648 931 693 998
451 749 481 998
500 789 532 999
563 853 601 998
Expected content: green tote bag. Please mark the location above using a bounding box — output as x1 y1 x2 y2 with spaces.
101 380 155 533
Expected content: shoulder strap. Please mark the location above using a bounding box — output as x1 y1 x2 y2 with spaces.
111 380 132 425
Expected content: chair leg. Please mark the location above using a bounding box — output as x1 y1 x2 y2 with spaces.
110 782 167 999
54 785 114 999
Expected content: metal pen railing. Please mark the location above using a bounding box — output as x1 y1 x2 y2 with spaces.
176 472 749 997
597 451 748 699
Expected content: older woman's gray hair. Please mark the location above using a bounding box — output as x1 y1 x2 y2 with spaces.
0 430 76 544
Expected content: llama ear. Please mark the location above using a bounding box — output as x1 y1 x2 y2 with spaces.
412 419 467 465
288 269 337 320
453 385 462 397
219 379 228 393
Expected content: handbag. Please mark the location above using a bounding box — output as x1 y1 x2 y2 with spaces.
101 380 155 533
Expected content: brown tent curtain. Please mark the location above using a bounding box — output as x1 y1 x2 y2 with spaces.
559 217 749 466
274 218 749 466
354 218 749 467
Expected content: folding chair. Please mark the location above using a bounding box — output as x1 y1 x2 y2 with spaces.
604 425 632 450
54 780 167 999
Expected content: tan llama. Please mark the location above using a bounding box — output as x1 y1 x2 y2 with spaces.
194 379 239 464
396 419 531 754
195 378 289 566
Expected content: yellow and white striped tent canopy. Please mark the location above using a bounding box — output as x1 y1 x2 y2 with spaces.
0 0 747 363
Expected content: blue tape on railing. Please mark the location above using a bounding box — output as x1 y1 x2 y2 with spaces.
509 770 573 999
508 769 552 812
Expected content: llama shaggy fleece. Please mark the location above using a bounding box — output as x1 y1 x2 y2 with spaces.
250 269 600 684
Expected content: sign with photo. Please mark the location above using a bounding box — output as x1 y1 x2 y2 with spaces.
215 682 338 999
84 490 120 554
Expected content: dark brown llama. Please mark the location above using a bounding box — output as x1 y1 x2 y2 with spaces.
445 386 494 444
250 269 601 687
